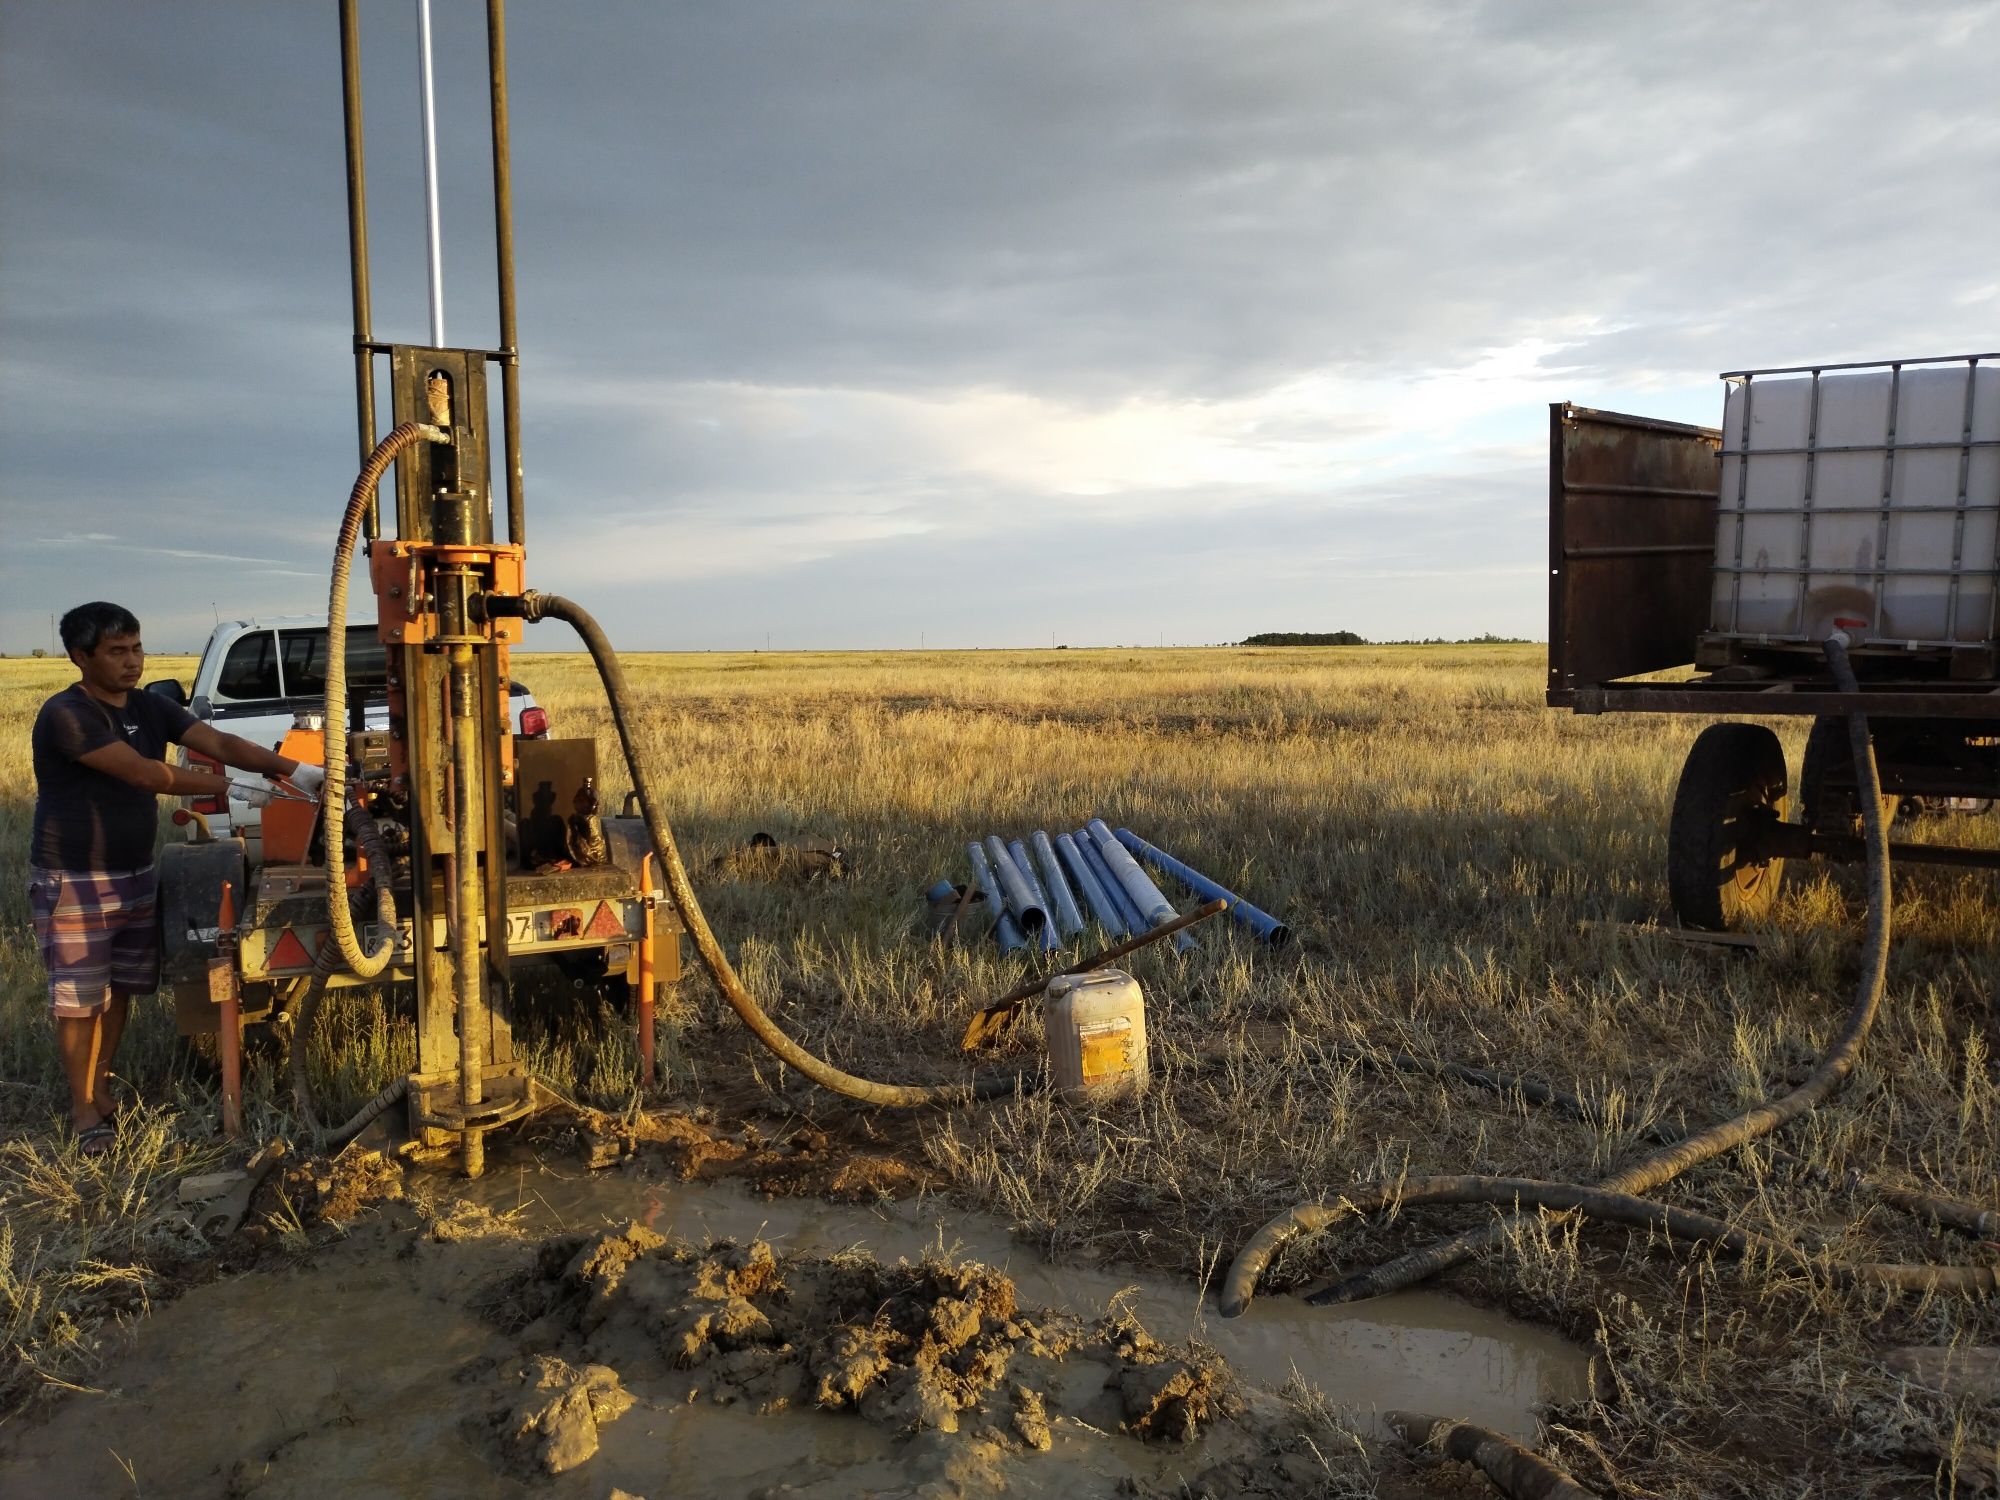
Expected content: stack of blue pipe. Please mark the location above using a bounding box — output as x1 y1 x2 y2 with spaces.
955 820 1285 956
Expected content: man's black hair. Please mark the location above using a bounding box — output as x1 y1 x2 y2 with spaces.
60 602 143 657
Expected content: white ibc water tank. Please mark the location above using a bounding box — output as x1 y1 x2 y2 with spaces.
1711 361 2000 647
1046 969 1147 1104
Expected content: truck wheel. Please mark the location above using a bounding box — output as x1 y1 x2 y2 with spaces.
1799 714 1899 833
1668 723 1788 931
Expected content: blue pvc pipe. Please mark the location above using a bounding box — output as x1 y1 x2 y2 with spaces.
965 842 1027 956
1006 838 1060 953
1031 831 1086 939
1113 827 1290 946
1087 818 1196 953
1075 826 1150 936
982 835 1046 934
1057 832 1127 937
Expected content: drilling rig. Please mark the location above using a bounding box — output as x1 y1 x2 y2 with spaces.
156 1 1053 1171
156 0 681 1176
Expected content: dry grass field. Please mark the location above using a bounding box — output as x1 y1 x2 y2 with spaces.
1 644 1996 1496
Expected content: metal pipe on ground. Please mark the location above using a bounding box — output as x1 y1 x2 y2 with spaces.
1057 832 1127 937
1030 830 1086 938
1075 827 1149 935
1086 818 1196 953
1112 827 1290 946
966 843 1029 956
983 835 1047 935
1008 838 1061 953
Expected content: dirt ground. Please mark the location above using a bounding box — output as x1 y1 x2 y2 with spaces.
0 1121 1584 1499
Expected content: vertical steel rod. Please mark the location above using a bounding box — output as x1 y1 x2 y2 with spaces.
212 882 243 1138
1945 357 1980 644
449 644 485 1177
637 853 656 1087
1871 363 1904 630
1792 370 1823 637
486 0 525 545
416 0 446 348
339 0 381 536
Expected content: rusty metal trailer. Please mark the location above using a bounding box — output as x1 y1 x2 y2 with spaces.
1546 371 2000 931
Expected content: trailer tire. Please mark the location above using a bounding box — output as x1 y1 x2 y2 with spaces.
1668 723 1789 931
1800 714 1900 833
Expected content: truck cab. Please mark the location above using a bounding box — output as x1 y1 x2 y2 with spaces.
147 615 548 860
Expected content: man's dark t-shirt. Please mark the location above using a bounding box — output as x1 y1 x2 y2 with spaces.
32 685 199 871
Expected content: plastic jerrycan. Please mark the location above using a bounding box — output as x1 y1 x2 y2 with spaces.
1045 969 1148 1104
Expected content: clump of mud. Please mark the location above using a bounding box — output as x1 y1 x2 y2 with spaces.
276 1147 406 1227
493 1353 634 1474
488 1223 1236 1455
544 1105 932 1201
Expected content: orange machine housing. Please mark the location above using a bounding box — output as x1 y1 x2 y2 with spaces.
262 726 367 888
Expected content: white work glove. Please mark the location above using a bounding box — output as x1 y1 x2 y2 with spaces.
286 763 326 801
228 780 274 811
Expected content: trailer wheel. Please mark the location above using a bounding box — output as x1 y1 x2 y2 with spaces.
1799 714 1899 833
1668 723 1789 931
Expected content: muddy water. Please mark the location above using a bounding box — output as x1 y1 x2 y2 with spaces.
0 1165 1589 1500
469 1157 1590 1436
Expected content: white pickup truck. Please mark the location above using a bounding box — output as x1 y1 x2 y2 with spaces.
147 614 548 855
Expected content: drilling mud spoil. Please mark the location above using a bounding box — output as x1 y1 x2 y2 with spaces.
0 1150 1589 1499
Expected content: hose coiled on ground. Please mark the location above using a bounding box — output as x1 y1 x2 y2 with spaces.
506 591 1029 1108
322 421 448 979
1231 635 1910 1311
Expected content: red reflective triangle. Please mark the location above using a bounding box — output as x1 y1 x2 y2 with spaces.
270 928 314 970
583 900 624 940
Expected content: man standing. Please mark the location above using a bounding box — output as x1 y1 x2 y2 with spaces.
30 601 324 1156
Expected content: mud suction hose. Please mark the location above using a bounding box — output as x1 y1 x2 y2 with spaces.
1224 631 1906 1321
502 591 1028 1108
321 421 450 980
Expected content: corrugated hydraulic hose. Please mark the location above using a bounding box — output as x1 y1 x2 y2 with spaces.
506 591 1029 1108
322 421 449 979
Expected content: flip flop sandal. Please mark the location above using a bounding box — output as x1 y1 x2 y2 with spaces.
75 1122 116 1159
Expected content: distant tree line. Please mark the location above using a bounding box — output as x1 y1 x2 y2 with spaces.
1240 630 1367 646
1239 631 1535 647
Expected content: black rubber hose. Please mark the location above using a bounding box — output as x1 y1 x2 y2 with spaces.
1219 1175 1995 1317
1288 1042 1996 1242
1387 1411 1599 1500
511 591 1030 1108
1304 635 1899 1306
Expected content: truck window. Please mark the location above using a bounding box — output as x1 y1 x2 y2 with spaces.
214 630 281 700
279 625 389 698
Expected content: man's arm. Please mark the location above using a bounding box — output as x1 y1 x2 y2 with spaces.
179 722 300 780
78 740 232 797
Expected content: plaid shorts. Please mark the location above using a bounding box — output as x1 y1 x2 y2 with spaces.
28 865 160 1018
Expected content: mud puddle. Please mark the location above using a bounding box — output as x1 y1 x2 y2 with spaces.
470 1154 1590 1438
0 1156 1589 1500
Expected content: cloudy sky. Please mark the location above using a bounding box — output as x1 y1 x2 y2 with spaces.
4 2 1997 654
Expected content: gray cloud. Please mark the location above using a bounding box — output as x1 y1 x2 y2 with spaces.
4 1 1998 653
